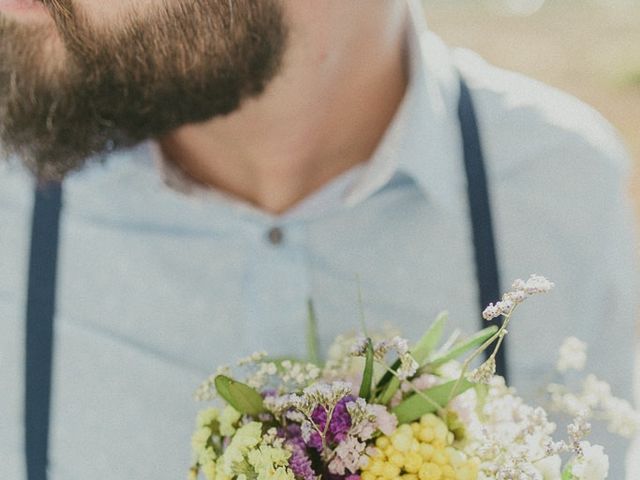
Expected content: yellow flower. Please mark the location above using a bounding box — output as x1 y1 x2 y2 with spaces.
219 422 264 477
248 445 290 469
196 408 220 428
247 445 293 480
219 405 242 437
248 445 295 480
191 427 212 459
270 466 295 480
230 422 263 450
361 414 478 480
214 457 233 480
214 422 296 480
201 458 217 480
188 466 198 480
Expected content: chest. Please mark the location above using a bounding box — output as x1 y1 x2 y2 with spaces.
1 164 599 480
55 180 481 367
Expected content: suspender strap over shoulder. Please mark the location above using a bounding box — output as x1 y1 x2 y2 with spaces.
457 76 508 380
25 181 63 480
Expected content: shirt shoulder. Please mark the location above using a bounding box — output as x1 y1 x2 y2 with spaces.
0 158 34 211
452 48 632 183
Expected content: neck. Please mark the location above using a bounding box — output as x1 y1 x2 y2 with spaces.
159 2 410 215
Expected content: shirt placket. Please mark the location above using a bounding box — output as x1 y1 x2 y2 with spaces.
241 221 311 358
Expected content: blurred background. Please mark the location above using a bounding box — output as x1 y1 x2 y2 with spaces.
423 0 640 217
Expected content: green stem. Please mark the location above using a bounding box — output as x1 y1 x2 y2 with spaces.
447 305 519 402
380 362 445 416
356 275 369 337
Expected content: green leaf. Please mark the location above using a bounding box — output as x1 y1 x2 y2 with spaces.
392 379 474 424
376 369 402 405
411 311 448 365
375 313 449 405
359 339 375 400
306 299 321 365
214 375 265 415
374 359 401 400
426 326 498 370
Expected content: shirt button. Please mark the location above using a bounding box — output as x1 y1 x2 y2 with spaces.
266 226 284 245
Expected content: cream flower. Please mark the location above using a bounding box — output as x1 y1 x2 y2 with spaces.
219 405 242 437
570 442 609 480
196 407 220 428
556 337 587 373
533 455 562 480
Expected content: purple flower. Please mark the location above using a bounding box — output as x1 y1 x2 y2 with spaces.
308 396 354 450
288 444 317 480
279 424 317 480
281 424 306 450
329 397 353 442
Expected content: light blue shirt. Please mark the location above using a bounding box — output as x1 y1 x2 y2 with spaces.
1 2 638 478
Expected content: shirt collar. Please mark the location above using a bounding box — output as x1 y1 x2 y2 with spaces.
346 0 464 210
151 0 465 214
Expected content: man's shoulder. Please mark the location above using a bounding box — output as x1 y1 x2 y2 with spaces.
0 147 165 234
0 159 34 210
452 48 631 182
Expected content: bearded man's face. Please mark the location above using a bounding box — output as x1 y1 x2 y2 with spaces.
0 0 288 179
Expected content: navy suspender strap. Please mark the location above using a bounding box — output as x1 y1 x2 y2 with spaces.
457 76 508 380
25 181 63 480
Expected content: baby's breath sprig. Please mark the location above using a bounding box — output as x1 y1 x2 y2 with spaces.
451 275 554 400
548 373 640 439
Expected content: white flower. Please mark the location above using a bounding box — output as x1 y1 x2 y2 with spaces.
482 302 505 321
523 274 554 294
307 381 350 401
483 274 554 320
582 375 612 405
390 336 410 356
328 435 366 475
533 455 562 480
238 351 268 366
549 374 640 440
369 404 398 436
570 442 609 480
602 396 640 438
397 353 419 380
556 337 587 373
349 337 368 357
463 377 560 479
567 413 592 453
467 357 496 384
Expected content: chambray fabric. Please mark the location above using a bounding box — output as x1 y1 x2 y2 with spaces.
1 1 638 478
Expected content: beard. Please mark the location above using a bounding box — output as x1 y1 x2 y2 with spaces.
0 0 288 179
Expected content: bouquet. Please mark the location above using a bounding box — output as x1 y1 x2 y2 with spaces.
188 276 638 480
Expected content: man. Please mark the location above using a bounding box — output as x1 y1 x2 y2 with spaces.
0 0 637 478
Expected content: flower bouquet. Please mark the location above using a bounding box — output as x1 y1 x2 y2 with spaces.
189 276 638 480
